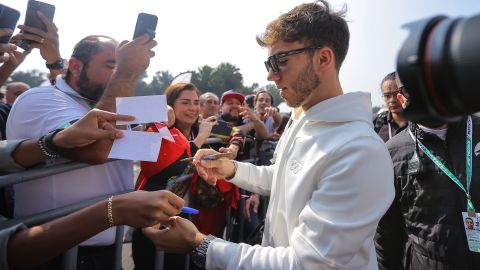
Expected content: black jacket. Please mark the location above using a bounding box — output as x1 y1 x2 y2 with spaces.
373 110 406 142
375 117 480 270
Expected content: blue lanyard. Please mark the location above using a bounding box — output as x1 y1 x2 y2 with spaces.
409 116 475 214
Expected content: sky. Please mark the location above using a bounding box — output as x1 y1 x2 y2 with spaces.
2 0 480 107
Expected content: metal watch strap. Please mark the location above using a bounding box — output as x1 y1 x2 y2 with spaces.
191 234 216 269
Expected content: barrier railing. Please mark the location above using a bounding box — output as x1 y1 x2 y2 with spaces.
0 137 276 269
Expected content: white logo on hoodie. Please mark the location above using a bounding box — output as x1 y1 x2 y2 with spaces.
290 159 302 174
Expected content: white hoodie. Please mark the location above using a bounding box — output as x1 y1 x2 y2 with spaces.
207 92 395 270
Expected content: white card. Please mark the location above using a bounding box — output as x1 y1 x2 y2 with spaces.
108 130 162 162
116 95 167 125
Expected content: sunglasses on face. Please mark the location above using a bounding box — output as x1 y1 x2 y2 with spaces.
264 46 322 73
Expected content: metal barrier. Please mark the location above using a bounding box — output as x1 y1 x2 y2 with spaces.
0 137 277 269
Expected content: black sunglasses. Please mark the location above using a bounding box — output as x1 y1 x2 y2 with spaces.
264 46 322 73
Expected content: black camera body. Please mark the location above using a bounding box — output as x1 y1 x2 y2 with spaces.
397 13 480 125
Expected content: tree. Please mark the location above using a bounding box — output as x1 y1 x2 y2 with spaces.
9 69 48 87
211 62 244 95
135 72 150 96
149 71 173 94
192 65 215 93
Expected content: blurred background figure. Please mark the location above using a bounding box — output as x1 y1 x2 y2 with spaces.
4 82 29 105
199 91 219 119
373 71 407 142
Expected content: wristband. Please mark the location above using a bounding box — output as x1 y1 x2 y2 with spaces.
38 134 58 159
44 128 66 154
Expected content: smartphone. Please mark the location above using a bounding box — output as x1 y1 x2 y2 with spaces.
133 13 158 40
211 120 233 140
0 4 20 44
19 0 55 50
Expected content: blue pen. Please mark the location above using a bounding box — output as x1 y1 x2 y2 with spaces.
181 206 199 214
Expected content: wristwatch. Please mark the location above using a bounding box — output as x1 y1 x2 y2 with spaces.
46 58 67 70
191 234 216 268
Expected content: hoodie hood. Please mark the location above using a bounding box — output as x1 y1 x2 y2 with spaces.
303 92 373 128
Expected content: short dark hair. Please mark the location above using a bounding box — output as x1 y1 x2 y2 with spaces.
65 35 118 81
256 1 350 70
164 83 201 107
380 72 397 90
254 90 274 106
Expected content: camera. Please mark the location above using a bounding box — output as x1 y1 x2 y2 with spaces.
397 13 480 125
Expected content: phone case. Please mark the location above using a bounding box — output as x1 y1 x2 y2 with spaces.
133 13 158 40
0 4 20 44
20 0 55 49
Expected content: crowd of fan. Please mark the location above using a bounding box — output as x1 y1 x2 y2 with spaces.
0 8 289 269
1 1 479 270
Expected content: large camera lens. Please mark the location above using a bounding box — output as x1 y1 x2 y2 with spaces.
397 13 480 124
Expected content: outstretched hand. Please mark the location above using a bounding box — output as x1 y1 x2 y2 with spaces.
192 149 237 185
52 109 135 149
142 216 205 253
114 190 185 228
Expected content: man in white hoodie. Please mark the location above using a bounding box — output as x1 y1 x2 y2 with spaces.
143 1 395 269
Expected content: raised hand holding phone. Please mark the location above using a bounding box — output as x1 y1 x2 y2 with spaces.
19 0 55 50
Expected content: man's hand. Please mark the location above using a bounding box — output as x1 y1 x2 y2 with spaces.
142 216 205 253
115 34 157 79
192 149 237 185
114 190 185 228
243 194 260 221
194 115 216 147
0 28 18 63
219 144 239 160
240 103 261 123
52 109 135 149
13 11 61 64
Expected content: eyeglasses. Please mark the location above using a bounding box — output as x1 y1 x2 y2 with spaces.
264 46 321 73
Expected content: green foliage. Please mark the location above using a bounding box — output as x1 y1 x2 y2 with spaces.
264 84 282 107
8 64 283 107
9 69 48 87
